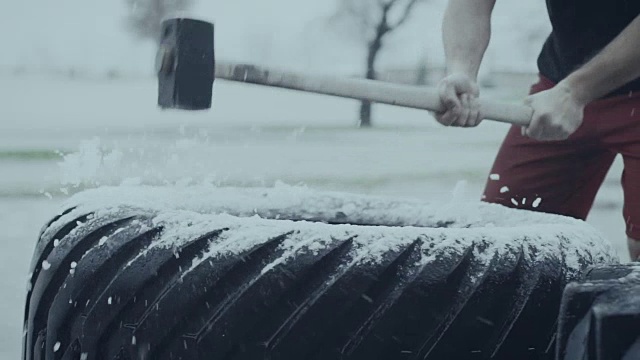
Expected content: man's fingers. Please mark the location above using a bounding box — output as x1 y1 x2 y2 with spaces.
459 94 482 127
432 111 449 125
525 112 576 141
468 96 482 126
436 110 455 126
526 116 568 141
468 108 481 127
459 94 472 127
525 127 542 140
437 93 482 127
525 114 544 140
440 83 461 111
436 77 482 127
524 114 571 141
436 82 460 126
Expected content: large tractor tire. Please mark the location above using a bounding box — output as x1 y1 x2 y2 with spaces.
556 263 640 360
23 186 619 360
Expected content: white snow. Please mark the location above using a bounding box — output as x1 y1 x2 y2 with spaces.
99 236 109 246
53 185 596 232
533 198 542 208
43 185 619 283
53 341 61 352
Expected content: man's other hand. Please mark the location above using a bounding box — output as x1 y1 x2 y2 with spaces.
434 73 483 127
522 83 586 141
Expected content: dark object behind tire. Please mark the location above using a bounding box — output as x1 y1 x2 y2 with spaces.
23 186 618 360
556 264 640 360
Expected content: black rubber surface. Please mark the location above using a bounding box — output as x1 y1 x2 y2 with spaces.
556 263 640 360
23 204 612 360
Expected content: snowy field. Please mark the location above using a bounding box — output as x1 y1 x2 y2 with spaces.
0 74 630 359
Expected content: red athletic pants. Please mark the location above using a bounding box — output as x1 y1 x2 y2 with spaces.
483 75 640 240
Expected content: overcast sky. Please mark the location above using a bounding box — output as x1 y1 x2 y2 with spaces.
0 0 550 76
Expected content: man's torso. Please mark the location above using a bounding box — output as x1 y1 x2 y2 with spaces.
538 0 640 97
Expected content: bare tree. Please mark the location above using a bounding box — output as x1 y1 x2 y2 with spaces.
124 0 195 44
330 0 426 127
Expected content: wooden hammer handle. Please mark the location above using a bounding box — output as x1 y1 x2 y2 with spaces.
215 62 533 127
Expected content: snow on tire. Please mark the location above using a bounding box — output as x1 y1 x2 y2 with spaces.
557 263 640 360
23 186 619 360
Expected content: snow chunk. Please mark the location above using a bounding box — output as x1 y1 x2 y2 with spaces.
99 236 108 246
450 180 468 201
533 198 542 208
489 174 500 181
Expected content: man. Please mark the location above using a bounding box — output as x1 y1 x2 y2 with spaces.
435 0 640 261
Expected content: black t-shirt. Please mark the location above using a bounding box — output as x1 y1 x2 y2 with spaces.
537 0 640 98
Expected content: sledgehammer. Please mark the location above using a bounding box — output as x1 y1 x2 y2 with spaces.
156 17 533 126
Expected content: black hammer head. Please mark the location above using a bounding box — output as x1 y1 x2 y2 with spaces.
157 18 214 110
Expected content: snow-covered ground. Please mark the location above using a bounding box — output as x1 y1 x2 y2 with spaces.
0 74 630 359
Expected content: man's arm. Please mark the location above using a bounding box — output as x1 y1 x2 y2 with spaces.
435 0 496 127
524 14 640 141
442 0 496 78
563 14 640 103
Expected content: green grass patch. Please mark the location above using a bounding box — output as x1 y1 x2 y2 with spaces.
0 150 68 161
